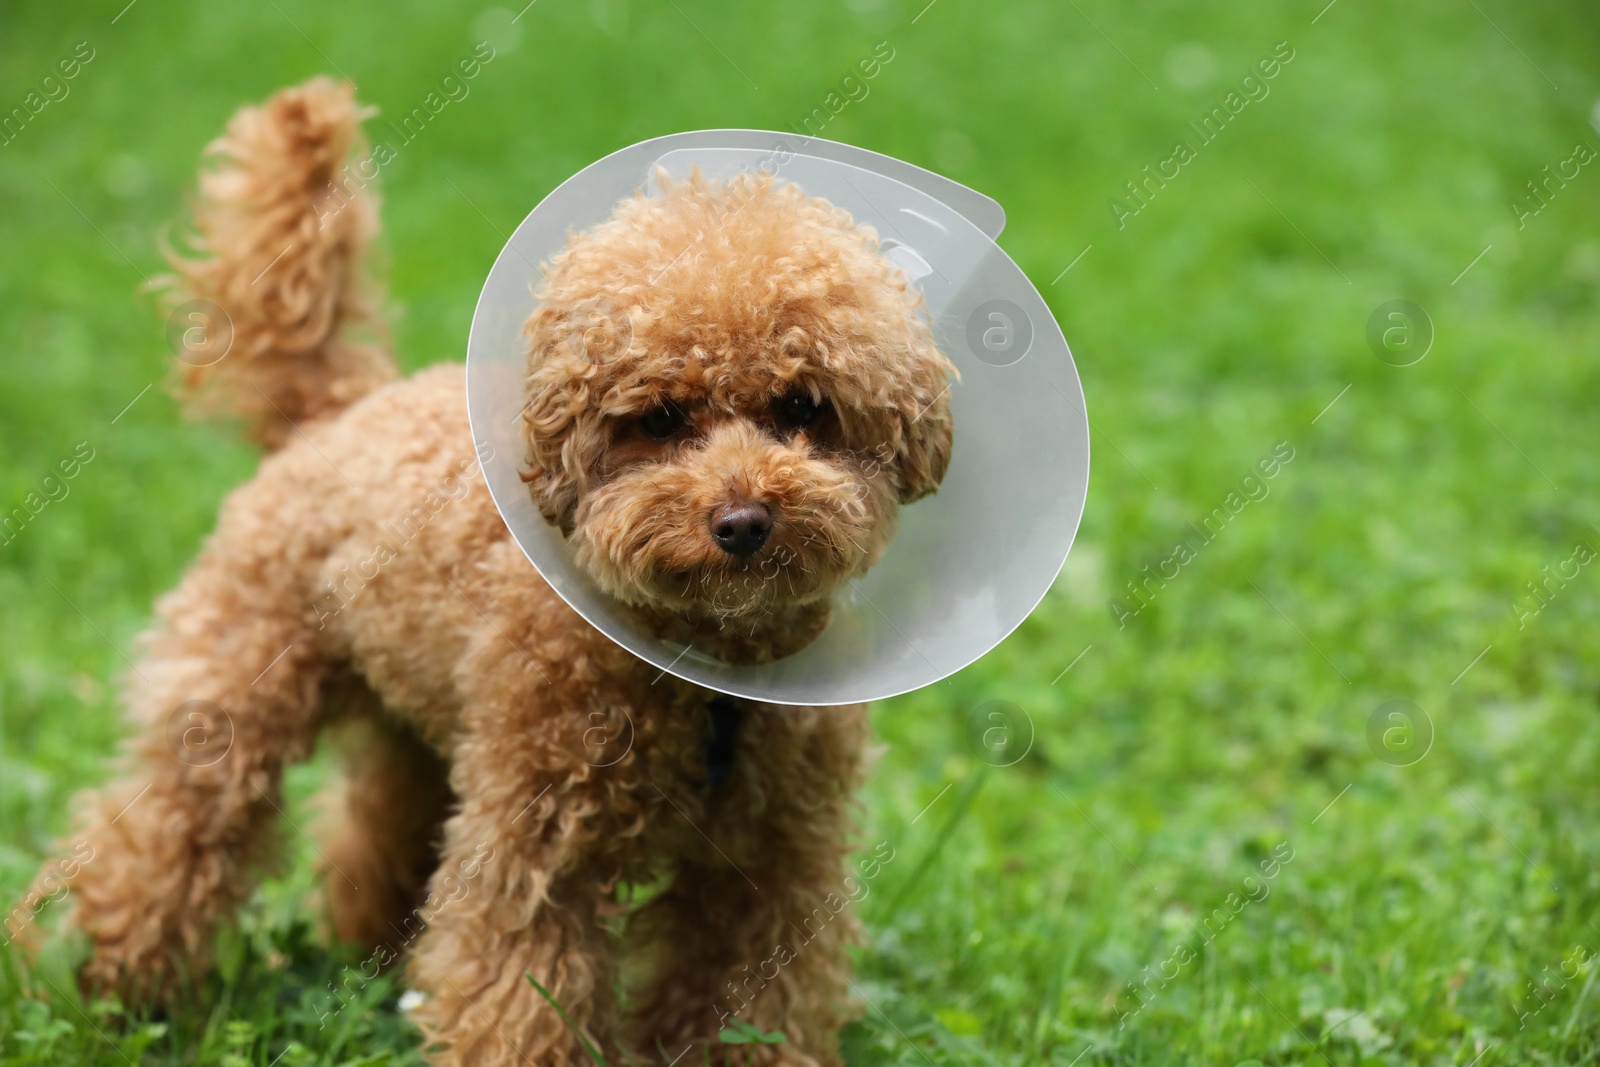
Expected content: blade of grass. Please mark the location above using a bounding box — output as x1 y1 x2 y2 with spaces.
1561 956 1600 1045
880 769 987 923
525 973 610 1067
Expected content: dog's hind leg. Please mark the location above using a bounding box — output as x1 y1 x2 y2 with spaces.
315 691 454 959
27 524 334 1005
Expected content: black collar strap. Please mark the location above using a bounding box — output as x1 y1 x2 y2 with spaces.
703 696 743 790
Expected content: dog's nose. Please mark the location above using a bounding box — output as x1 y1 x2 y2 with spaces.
709 501 772 556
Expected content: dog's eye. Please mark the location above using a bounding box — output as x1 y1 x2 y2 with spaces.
773 390 824 430
639 403 687 441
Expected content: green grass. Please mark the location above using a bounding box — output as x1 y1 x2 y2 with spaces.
4 0 1600 1063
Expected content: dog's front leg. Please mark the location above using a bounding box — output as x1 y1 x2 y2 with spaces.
407 834 619 1067
626 702 871 1067
406 614 644 1067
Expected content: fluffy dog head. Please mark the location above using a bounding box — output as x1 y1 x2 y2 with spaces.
521 172 953 644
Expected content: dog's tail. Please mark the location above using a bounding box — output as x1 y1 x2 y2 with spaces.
160 77 395 451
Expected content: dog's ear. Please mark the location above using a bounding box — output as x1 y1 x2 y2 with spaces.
521 300 628 535
894 405 953 503
892 340 955 503
520 450 580 535
519 400 581 535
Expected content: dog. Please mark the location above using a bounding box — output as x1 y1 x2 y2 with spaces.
22 77 953 1066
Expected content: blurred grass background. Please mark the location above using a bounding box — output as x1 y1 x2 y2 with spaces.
3 0 1600 1063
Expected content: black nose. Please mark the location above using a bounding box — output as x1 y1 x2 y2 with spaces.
709 501 772 556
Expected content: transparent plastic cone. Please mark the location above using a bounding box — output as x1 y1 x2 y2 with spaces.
466 130 1089 705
